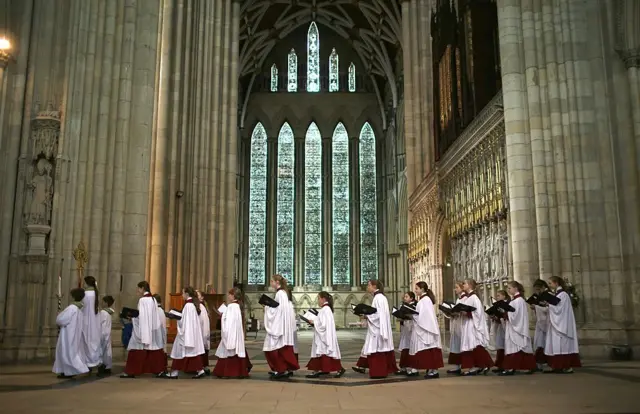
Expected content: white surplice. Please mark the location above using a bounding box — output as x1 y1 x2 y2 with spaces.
215 302 246 358
170 300 205 359
409 295 441 355
199 303 211 351
362 292 394 355
533 304 549 350
310 305 341 359
81 289 102 367
263 289 296 352
491 318 506 350
504 296 533 355
98 308 114 369
127 294 164 351
460 292 490 352
448 295 466 354
544 288 579 355
157 305 167 352
53 304 89 376
398 319 413 351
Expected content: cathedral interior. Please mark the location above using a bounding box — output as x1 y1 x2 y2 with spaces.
0 0 639 363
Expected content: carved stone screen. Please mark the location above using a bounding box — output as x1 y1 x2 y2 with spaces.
276 123 295 284
307 22 320 92
359 122 378 281
304 123 322 285
332 123 350 285
247 123 268 285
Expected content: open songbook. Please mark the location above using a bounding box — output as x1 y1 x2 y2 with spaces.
258 294 280 308
391 303 417 320
299 310 317 326
307 308 319 316
351 303 377 316
485 300 515 317
120 307 139 319
438 301 476 318
217 303 227 314
165 309 182 320
526 291 560 306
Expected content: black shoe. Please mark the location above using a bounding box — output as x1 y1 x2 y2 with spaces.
203 367 211 376
271 372 289 380
57 374 75 379
498 370 515 376
394 370 407 376
424 372 439 379
193 371 206 379
334 368 346 378
492 368 502 373
406 371 419 377
446 368 461 375
120 373 135 379
561 369 574 374
306 371 328 378
352 366 366 374
286 371 294 377
525 369 535 375
461 370 478 376
268 371 276 376
479 367 490 375
544 369 563 374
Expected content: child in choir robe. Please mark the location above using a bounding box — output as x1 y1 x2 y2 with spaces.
306 291 346 378
120 281 166 378
153 294 168 369
459 279 494 376
354 279 397 379
287 288 300 364
213 288 251 378
407 282 444 379
81 276 102 370
544 276 581 373
395 291 417 375
164 286 206 379
446 281 467 375
196 290 211 375
263 274 300 379
531 279 550 371
97 295 115 376
490 290 508 373
53 288 90 379
499 281 536 375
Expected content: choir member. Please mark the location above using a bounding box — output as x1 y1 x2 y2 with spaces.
355 279 397 379
152 294 167 353
490 290 508 373
165 286 206 379
500 281 536 375
196 289 211 375
120 281 166 378
263 274 300 379
288 288 300 365
446 281 466 374
544 276 581 373
213 288 251 378
531 279 550 371
396 291 416 375
53 288 90 379
459 279 494 376
407 282 443 379
97 295 115 376
81 276 102 370
306 291 346 378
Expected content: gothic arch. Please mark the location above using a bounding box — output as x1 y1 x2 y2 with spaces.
431 213 448 267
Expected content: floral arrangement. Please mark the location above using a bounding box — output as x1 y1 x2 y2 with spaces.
564 277 579 308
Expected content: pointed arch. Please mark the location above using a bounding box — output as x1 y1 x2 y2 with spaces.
359 122 378 281
332 122 350 285
288 49 297 92
247 123 268 285
329 48 339 92
348 62 356 92
270 64 278 92
307 22 320 92
276 122 295 284
304 122 322 286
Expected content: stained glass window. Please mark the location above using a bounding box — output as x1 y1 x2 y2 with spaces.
307 22 320 92
270 64 278 92
348 62 356 92
247 123 268 285
332 123 350 285
276 122 295 284
304 123 322 285
288 49 297 92
359 122 378 281
329 48 339 92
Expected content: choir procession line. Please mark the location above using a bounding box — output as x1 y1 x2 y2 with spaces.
52 275 581 381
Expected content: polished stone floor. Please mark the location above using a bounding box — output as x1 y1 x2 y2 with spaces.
1 330 637 414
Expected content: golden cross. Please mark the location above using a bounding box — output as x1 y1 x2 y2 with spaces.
72 242 88 287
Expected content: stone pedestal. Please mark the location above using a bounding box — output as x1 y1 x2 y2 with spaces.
25 224 50 256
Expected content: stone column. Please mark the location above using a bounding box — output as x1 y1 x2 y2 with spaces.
294 134 304 289
350 135 360 289
266 135 278 282
401 0 417 198
322 135 332 289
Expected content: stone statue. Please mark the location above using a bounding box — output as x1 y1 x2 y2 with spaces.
25 159 53 225
450 238 458 279
476 229 485 282
489 221 498 281
483 225 491 280
468 232 476 280
499 220 509 279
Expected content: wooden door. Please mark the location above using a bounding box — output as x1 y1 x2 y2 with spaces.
202 294 225 348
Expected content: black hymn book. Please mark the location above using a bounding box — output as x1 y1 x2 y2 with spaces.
259 294 280 308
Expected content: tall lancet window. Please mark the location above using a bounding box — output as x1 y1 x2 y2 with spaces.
304 123 322 285
307 22 320 92
288 49 297 92
247 123 268 285
270 64 278 92
359 122 378 281
332 122 350 284
348 62 356 92
329 48 339 92
276 122 295 284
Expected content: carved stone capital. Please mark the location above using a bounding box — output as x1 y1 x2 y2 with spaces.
617 48 640 69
